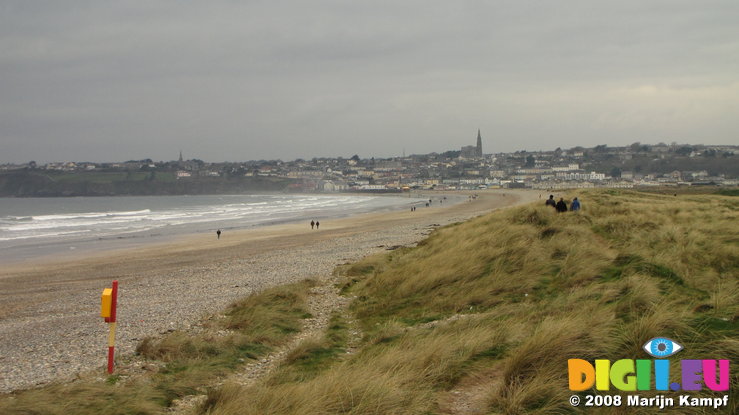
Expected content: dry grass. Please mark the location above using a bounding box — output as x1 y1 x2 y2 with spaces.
200 189 737 415
201 315 510 414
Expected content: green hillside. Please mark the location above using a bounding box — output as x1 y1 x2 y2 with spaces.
203 190 738 414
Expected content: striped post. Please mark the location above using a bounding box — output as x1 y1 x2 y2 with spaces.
102 280 119 374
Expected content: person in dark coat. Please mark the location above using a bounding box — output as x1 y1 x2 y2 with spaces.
315 221 320 229
555 198 568 213
545 195 556 207
310 220 315 229
216 229 221 239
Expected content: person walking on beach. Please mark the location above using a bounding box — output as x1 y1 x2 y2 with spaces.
310 220 315 229
570 197 581 211
216 229 221 239
555 198 568 213
315 221 320 229
545 195 556 208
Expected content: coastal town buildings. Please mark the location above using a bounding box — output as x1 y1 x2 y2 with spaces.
2 141 737 192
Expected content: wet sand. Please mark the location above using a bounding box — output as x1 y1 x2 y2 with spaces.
0 189 538 392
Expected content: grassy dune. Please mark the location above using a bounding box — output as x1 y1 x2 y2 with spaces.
202 190 737 414
0 280 316 415
1 190 736 414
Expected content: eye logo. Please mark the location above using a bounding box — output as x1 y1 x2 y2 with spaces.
570 337 730 392
643 337 683 358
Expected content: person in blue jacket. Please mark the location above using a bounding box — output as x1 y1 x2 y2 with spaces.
570 197 581 211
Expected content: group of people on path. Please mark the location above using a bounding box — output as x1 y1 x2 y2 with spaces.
545 194 581 213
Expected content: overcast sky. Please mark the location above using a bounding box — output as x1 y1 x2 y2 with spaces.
1 1 737 163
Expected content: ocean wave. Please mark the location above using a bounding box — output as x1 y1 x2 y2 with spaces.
31 209 152 221
5 217 147 232
0 229 91 241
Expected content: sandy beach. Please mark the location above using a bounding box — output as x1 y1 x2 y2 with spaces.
0 190 538 393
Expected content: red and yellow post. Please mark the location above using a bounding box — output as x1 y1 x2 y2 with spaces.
100 280 118 374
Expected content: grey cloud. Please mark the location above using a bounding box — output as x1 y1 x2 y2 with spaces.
1 1 738 163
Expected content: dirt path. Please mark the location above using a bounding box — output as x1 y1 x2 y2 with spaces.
229 275 351 388
168 273 359 414
437 367 502 415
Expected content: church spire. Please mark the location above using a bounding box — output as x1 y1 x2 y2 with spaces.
476 129 482 157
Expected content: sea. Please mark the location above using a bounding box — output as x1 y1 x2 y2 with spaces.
0 193 427 264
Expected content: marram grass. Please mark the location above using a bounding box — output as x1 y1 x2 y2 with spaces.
202 190 737 415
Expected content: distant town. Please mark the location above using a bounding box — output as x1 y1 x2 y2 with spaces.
1 132 737 196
